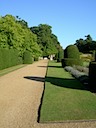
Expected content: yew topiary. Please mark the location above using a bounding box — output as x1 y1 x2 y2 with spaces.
23 51 32 64
64 45 80 59
89 61 96 92
63 45 81 67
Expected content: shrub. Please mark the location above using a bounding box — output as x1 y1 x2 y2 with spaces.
18 57 23 64
34 57 38 61
92 50 96 61
61 59 65 68
55 53 58 60
80 53 92 62
64 45 80 59
23 51 32 64
62 58 83 67
89 61 96 92
57 50 64 62
32 57 34 63
65 66 88 85
9 49 19 66
95 51 96 61
0 49 3 70
65 66 85 78
0 48 19 70
64 66 74 72
1 49 10 69
63 45 81 67
73 65 89 74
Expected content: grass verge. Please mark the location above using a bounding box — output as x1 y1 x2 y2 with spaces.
40 61 96 122
0 64 26 77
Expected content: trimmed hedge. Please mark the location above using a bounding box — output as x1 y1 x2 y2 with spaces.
74 65 89 74
23 51 33 64
9 49 19 66
64 45 80 59
34 57 38 61
92 50 96 61
61 59 65 68
95 51 96 61
65 66 88 85
0 49 3 70
89 61 96 92
61 58 83 67
0 48 19 70
18 57 23 64
62 45 81 67
57 50 64 62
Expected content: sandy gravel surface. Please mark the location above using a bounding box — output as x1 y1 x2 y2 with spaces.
0 60 48 128
0 59 96 128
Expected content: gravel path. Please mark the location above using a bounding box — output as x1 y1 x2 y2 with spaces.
0 59 96 128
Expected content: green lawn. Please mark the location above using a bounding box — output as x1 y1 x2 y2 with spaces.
40 61 96 122
0 64 26 77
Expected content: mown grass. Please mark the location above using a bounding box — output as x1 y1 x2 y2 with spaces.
40 61 96 122
0 64 26 77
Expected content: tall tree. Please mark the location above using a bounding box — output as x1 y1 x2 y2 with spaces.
0 14 42 57
30 24 62 56
75 35 96 53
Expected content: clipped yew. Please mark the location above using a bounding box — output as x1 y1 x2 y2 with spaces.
23 51 32 64
0 48 19 70
0 49 3 70
89 61 96 92
63 45 82 67
57 50 64 62
64 45 80 59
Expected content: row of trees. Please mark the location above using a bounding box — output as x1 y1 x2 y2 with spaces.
0 15 42 58
30 24 62 57
75 35 96 53
0 14 63 60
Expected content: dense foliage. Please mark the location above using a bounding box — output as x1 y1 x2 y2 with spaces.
57 49 64 62
0 14 63 70
23 51 33 64
62 58 82 67
75 35 96 53
0 48 19 70
0 14 42 58
30 24 62 57
65 66 88 85
64 45 80 59
63 45 81 67
89 62 96 92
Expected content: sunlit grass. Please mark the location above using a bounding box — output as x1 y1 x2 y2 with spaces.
0 64 26 77
40 61 96 122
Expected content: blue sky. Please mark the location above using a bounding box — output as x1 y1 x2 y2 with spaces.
0 0 96 48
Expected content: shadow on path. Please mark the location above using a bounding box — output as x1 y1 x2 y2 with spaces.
24 75 90 123
24 76 89 91
24 76 45 82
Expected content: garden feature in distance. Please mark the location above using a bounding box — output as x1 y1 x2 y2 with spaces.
39 61 96 123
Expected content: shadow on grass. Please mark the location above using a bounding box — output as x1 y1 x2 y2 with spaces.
24 75 90 123
24 76 89 91
38 65 62 68
48 65 62 68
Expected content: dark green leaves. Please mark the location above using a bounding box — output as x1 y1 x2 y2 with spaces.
30 24 62 57
0 15 42 57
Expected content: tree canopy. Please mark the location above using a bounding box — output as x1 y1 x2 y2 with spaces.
75 34 96 53
0 14 42 57
30 24 62 56
0 14 63 59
